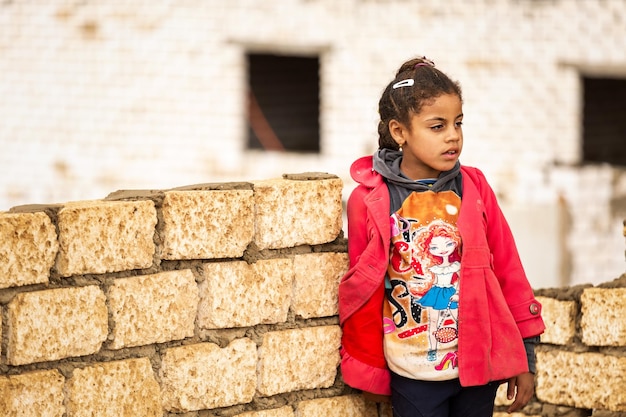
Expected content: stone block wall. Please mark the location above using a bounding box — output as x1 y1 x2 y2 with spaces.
492 274 626 417
0 173 360 417
0 175 625 416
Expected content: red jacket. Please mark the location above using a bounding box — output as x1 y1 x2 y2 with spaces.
339 156 545 395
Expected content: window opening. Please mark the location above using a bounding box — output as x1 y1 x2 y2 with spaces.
582 76 626 166
246 53 320 153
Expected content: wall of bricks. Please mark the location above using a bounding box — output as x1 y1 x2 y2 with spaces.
493 274 626 416
1 174 625 416
1 0 625 287
0 174 355 417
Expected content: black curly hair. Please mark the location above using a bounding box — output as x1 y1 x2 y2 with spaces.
378 57 463 150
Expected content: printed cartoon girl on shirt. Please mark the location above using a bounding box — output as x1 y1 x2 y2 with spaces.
384 191 463 377
414 220 461 361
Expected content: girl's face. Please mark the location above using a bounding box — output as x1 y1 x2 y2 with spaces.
390 93 463 180
428 236 457 258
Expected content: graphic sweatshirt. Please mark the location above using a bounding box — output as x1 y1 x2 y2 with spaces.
375 148 464 381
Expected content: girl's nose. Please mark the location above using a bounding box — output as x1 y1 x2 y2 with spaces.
446 127 460 141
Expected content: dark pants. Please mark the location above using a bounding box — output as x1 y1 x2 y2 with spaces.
390 372 500 417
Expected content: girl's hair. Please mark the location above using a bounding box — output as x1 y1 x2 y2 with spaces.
378 56 463 150
416 221 462 266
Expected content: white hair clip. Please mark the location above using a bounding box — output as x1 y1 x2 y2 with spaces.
392 79 414 89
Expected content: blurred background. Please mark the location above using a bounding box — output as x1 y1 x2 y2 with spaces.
1 0 625 288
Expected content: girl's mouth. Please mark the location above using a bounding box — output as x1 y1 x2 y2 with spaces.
442 150 459 160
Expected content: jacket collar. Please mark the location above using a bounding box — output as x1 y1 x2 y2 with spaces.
350 155 383 188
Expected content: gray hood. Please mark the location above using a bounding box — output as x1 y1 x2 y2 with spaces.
373 148 461 192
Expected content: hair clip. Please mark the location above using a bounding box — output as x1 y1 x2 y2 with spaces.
392 79 415 89
415 57 435 68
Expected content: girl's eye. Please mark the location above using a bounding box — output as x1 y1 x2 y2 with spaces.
455 121 463 127
431 125 444 131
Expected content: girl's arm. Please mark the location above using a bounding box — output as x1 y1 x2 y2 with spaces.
339 185 392 396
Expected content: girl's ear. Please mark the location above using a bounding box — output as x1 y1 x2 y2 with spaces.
389 119 407 148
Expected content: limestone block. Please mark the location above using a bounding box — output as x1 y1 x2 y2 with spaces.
495 383 510 406
7 286 108 365
581 288 626 346
295 395 378 417
0 370 65 417
161 189 254 260
234 406 294 417
379 402 393 417
66 358 162 417
257 326 341 396
592 410 626 417
198 259 292 329
494 414 541 417
252 177 343 250
0 211 58 289
108 269 199 349
56 200 157 276
536 349 626 411
160 338 257 412
292 252 348 319
536 296 577 345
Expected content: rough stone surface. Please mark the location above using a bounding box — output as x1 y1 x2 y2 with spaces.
380 402 393 417
7 286 108 365
66 358 162 417
543 404 602 417
234 406 295 417
592 411 626 417
257 326 341 397
292 252 348 319
252 178 343 250
295 395 378 417
108 269 199 349
581 287 626 346
56 200 157 276
161 189 254 259
0 211 58 289
0 370 65 417
536 349 626 411
495 383 511 407
536 296 577 345
159 338 257 412
198 259 292 329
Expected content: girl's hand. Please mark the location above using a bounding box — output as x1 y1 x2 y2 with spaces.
506 372 535 413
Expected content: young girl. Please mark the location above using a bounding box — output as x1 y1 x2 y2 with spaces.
338 57 545 417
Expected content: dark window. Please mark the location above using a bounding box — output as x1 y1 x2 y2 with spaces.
582 77 626 166
246 53 320 153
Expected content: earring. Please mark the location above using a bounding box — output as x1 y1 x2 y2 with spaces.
399 144 403 152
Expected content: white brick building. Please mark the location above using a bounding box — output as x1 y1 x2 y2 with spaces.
1 0 625 287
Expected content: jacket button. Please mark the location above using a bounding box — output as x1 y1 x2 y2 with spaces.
529 303 540 315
